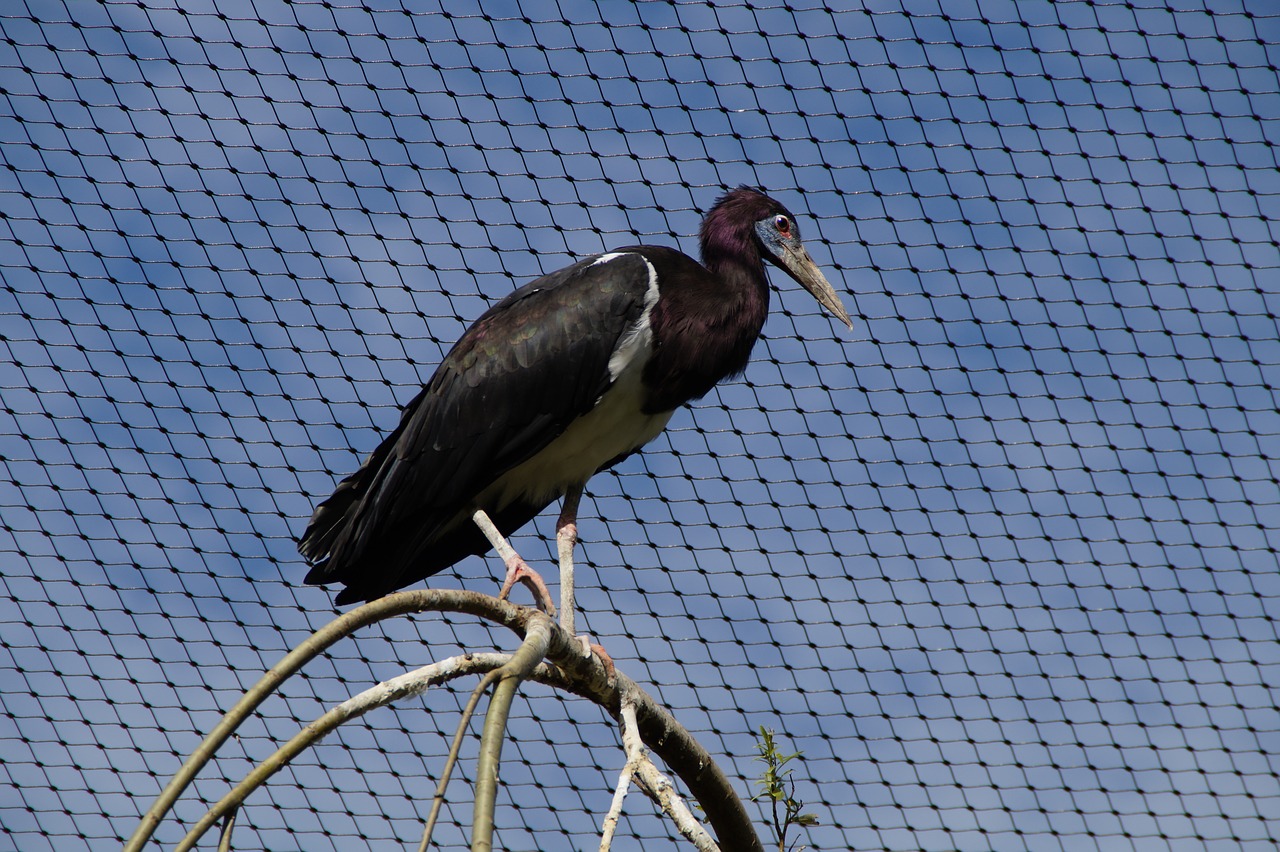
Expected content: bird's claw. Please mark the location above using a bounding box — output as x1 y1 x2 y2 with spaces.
576 635 616 685
497 558 557 617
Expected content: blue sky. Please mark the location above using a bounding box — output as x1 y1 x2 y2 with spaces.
2 1 1279 849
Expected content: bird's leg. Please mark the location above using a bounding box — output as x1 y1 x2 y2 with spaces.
557 483 584 636
554 485 614 682
472 509 556 617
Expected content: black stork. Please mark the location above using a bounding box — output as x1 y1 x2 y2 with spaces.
299 187 851 612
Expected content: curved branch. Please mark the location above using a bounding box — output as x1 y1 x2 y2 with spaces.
126 590 534 852
473 615 554 851
420 666 505 851
175 652 516 851
130 590 762 852
521 654 762 852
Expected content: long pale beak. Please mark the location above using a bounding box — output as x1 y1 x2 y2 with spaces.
776 244 853 329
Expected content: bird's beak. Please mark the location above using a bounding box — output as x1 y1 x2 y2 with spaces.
776 244 853 329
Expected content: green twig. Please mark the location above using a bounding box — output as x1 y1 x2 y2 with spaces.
752 727 819 852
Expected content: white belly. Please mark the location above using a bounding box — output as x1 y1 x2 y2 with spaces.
479 249 670 511
481 359 674 510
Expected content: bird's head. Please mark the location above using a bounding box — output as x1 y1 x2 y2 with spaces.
702 187 853 329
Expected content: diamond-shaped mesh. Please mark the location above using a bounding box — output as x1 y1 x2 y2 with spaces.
2 2 1278 850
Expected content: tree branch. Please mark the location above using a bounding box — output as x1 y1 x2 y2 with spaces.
176 652 523 851
473 615 553 852
126 590 535 852
129 589 763 852
543 653 763 852
600 692 644 850
636 752 720 851
595 679 721 852
420 665 505 852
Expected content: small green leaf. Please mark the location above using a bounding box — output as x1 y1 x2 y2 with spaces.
752 726 821 852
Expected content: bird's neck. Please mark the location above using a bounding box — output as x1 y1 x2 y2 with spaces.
700 237 771 329
686 236 772 372
637 241 770 414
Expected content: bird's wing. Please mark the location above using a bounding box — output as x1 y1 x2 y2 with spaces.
300 251 656 582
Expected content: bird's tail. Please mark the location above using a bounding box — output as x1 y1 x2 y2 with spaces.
299 477 364 583
297 425 495 604
298 411 408 585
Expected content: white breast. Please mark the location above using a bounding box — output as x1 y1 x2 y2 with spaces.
480 251 673 510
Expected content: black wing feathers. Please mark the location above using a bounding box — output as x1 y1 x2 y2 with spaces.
300 252 654 601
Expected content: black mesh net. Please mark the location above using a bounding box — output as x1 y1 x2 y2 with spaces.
2 1 1278 849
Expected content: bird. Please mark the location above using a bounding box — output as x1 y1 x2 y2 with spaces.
299 187 851 608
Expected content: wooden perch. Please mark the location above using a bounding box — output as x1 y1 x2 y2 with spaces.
126 589 763 852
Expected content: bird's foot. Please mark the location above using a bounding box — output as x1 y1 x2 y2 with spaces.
497 557 557 617
575 635 616 685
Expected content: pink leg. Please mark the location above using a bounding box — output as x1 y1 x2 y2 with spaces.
556 485 611 680
496 555 557 616
557 484 584 635
585 640 616 684
472 509 556 617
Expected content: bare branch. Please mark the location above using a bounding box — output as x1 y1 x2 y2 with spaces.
471 508 520 568
636 756 720 852
176 652 517 852
602 685 719 852
420 666 504 852
131 589 764 852
215 807 236 852
542 656 764 852
473 615 554 852
126 590 536 852
476 508 556 615
600 693 644 850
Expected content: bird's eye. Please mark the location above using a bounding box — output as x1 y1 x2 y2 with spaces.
774 215 791 235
